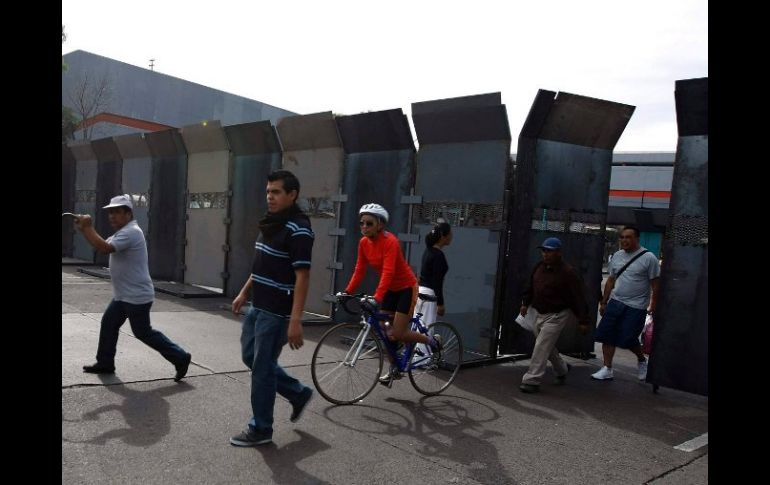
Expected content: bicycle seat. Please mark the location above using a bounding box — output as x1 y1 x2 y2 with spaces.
418 293 437 302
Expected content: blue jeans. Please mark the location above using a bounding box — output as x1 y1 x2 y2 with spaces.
241 307 308 434
96 299 189 366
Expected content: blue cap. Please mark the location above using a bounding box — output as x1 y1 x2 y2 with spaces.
538 237 562 250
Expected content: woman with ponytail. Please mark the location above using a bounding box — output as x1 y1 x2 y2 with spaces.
415 221 452 325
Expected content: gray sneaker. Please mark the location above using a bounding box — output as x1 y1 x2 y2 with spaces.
230 428 272 447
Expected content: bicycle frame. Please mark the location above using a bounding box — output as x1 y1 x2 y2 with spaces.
356 311 433 373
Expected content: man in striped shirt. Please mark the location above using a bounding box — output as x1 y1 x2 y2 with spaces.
229 170 315 447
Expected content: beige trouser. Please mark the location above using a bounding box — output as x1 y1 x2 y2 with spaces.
521 308 572 386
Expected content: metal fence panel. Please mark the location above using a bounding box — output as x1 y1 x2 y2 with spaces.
333 110 416 321
277 112 344 315
500 90 635 355
114 134 153 238
223 121 282 298
92 137 123 266
145 129 188 282
180 121 230 291
648 77 708 396
414 142 509 204
62 145 76 257
410 95 512 360
408 225 502 358
70 142 98 262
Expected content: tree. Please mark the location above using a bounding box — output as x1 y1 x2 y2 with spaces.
62 106 78 142
62 25 78 141
66 71 114 140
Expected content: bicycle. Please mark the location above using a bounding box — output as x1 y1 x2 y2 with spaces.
311 292 463 405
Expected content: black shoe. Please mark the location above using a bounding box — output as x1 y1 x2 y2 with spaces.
519 383 540 393
230 428 272 447
83 363 115 374
174 353 192 382
555 363 572 385
290 387 314 423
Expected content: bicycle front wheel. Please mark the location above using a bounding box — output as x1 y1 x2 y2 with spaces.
311 323 383 405
408 321 463 395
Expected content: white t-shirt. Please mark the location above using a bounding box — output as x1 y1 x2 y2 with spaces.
609 247 660 310
107 220 155 304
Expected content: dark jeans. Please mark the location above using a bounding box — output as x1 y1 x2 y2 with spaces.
594 298 647 349
96 299 188 367
241 307 308 434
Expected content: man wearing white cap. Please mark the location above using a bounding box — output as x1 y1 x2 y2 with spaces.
73 194 192 381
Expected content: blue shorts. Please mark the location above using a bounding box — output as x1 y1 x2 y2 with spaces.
594 299 647 349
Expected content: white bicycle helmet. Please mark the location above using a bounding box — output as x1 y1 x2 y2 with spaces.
359 203 389 223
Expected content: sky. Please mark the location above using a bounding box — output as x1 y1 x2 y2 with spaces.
62 0 707 151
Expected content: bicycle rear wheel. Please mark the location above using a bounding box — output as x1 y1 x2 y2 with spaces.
408 321 463 395
311 323 383 405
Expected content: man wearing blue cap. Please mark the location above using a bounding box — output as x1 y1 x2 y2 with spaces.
519 237 590 393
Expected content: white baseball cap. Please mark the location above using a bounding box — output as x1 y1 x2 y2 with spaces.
102 194 133 210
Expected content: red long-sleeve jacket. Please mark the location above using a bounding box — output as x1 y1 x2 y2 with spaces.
345 231 417 302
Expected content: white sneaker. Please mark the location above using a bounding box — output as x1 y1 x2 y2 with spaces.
591 366 614 380
638 360 648 381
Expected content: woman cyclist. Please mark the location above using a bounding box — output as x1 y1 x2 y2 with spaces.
343 203 442 384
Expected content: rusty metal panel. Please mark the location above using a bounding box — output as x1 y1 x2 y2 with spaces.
62 145 76 257
500 90 635 355
223 122 282 298
648 77 708 396
145 129 188 282
181 121 230 291
114 133 152 236
277 112 344 315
